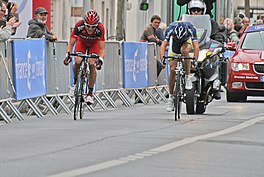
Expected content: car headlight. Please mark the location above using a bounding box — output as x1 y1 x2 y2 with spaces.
231 63 250 71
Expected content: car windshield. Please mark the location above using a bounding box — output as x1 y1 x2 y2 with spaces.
241 31 264 50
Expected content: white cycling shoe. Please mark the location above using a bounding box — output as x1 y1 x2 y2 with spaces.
84 94 94 105
166 97 174 112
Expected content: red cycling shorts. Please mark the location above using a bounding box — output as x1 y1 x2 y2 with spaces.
75 39 99 54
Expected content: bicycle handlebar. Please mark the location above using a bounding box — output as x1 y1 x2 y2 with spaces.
162 55 195 65
68 53 99 59
64 52 102 69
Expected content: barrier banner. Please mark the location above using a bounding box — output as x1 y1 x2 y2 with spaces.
12 39 46 100
122 42 148 88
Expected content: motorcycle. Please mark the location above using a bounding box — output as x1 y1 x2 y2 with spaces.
185 39 227 114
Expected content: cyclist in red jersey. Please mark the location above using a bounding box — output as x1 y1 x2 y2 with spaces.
64 10 105 105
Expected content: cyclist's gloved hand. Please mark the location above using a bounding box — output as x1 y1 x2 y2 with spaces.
161 56 167 68
96 57 103 70
63 52 71 66
192 60 198 68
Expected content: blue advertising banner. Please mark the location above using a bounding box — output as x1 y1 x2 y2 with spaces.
12 39 46 100
122 42 148 88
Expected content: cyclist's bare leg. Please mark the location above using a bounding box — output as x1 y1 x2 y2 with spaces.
181 42 192 75
73 56 82 83
168 61 177 95
88 58 97 89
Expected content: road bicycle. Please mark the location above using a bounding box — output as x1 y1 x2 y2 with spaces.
68 52 100 120
163 55 195 121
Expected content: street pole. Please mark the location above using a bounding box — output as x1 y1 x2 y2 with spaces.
244 0 250 18
83 0 90 16
116 0 125 41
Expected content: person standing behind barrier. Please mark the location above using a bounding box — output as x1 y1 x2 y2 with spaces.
140 15 164 77
0 2 16 41
160 21 199 112
156 22 167 41
223 18 239 45
2 0 20 35
26 7 57 42
64 10 105 105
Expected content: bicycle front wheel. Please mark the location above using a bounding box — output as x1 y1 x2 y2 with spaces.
174 71 182 121
74 70 84 120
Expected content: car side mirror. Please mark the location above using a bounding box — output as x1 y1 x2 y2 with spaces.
227 42 236 51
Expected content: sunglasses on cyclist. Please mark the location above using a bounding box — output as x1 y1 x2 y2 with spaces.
84 23 98 29
190 8 203 13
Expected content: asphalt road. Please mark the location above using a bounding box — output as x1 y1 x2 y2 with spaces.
0 92 264 177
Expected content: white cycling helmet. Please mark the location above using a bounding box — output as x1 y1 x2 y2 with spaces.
188 0 207 15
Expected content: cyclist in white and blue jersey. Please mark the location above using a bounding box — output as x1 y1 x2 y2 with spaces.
160 21 200 112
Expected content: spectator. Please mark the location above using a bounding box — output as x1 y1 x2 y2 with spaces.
223 18 239 44
155 22 167 41
27 7 57 42
0 1 16 41
260 14 264 23
242 17 250 28
235 15 250 38
2 0 20 35
237 12 246 20
140 15 162 45
2 0 17 13
140 15 164 77
0 1 6 21
234 16 243 33
253 19 263 26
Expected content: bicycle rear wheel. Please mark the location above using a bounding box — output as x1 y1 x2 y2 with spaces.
174 71 181 121
74 70 84 120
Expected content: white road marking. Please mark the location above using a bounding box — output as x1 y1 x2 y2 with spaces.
48 116 264 177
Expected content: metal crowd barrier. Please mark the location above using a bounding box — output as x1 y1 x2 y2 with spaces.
0 41 23 123
95 41 132 108
0 40 169 124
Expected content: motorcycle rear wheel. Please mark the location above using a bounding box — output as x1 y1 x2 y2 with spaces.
186 84 196 114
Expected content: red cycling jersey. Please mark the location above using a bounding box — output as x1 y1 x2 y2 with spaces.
70 20 105 54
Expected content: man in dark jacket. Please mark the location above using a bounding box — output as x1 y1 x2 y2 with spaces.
26 7 57 42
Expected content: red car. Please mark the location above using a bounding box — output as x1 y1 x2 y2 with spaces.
227 25 264 102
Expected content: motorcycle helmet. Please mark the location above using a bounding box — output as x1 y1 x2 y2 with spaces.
188 0 207 15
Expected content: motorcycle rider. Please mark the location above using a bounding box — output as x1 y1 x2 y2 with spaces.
160 21 199 112
177 0 215 18
188 0 223 99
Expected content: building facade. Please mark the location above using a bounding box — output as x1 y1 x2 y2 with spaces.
48 0 264 41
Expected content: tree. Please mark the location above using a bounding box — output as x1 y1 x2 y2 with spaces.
116 0 125 41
